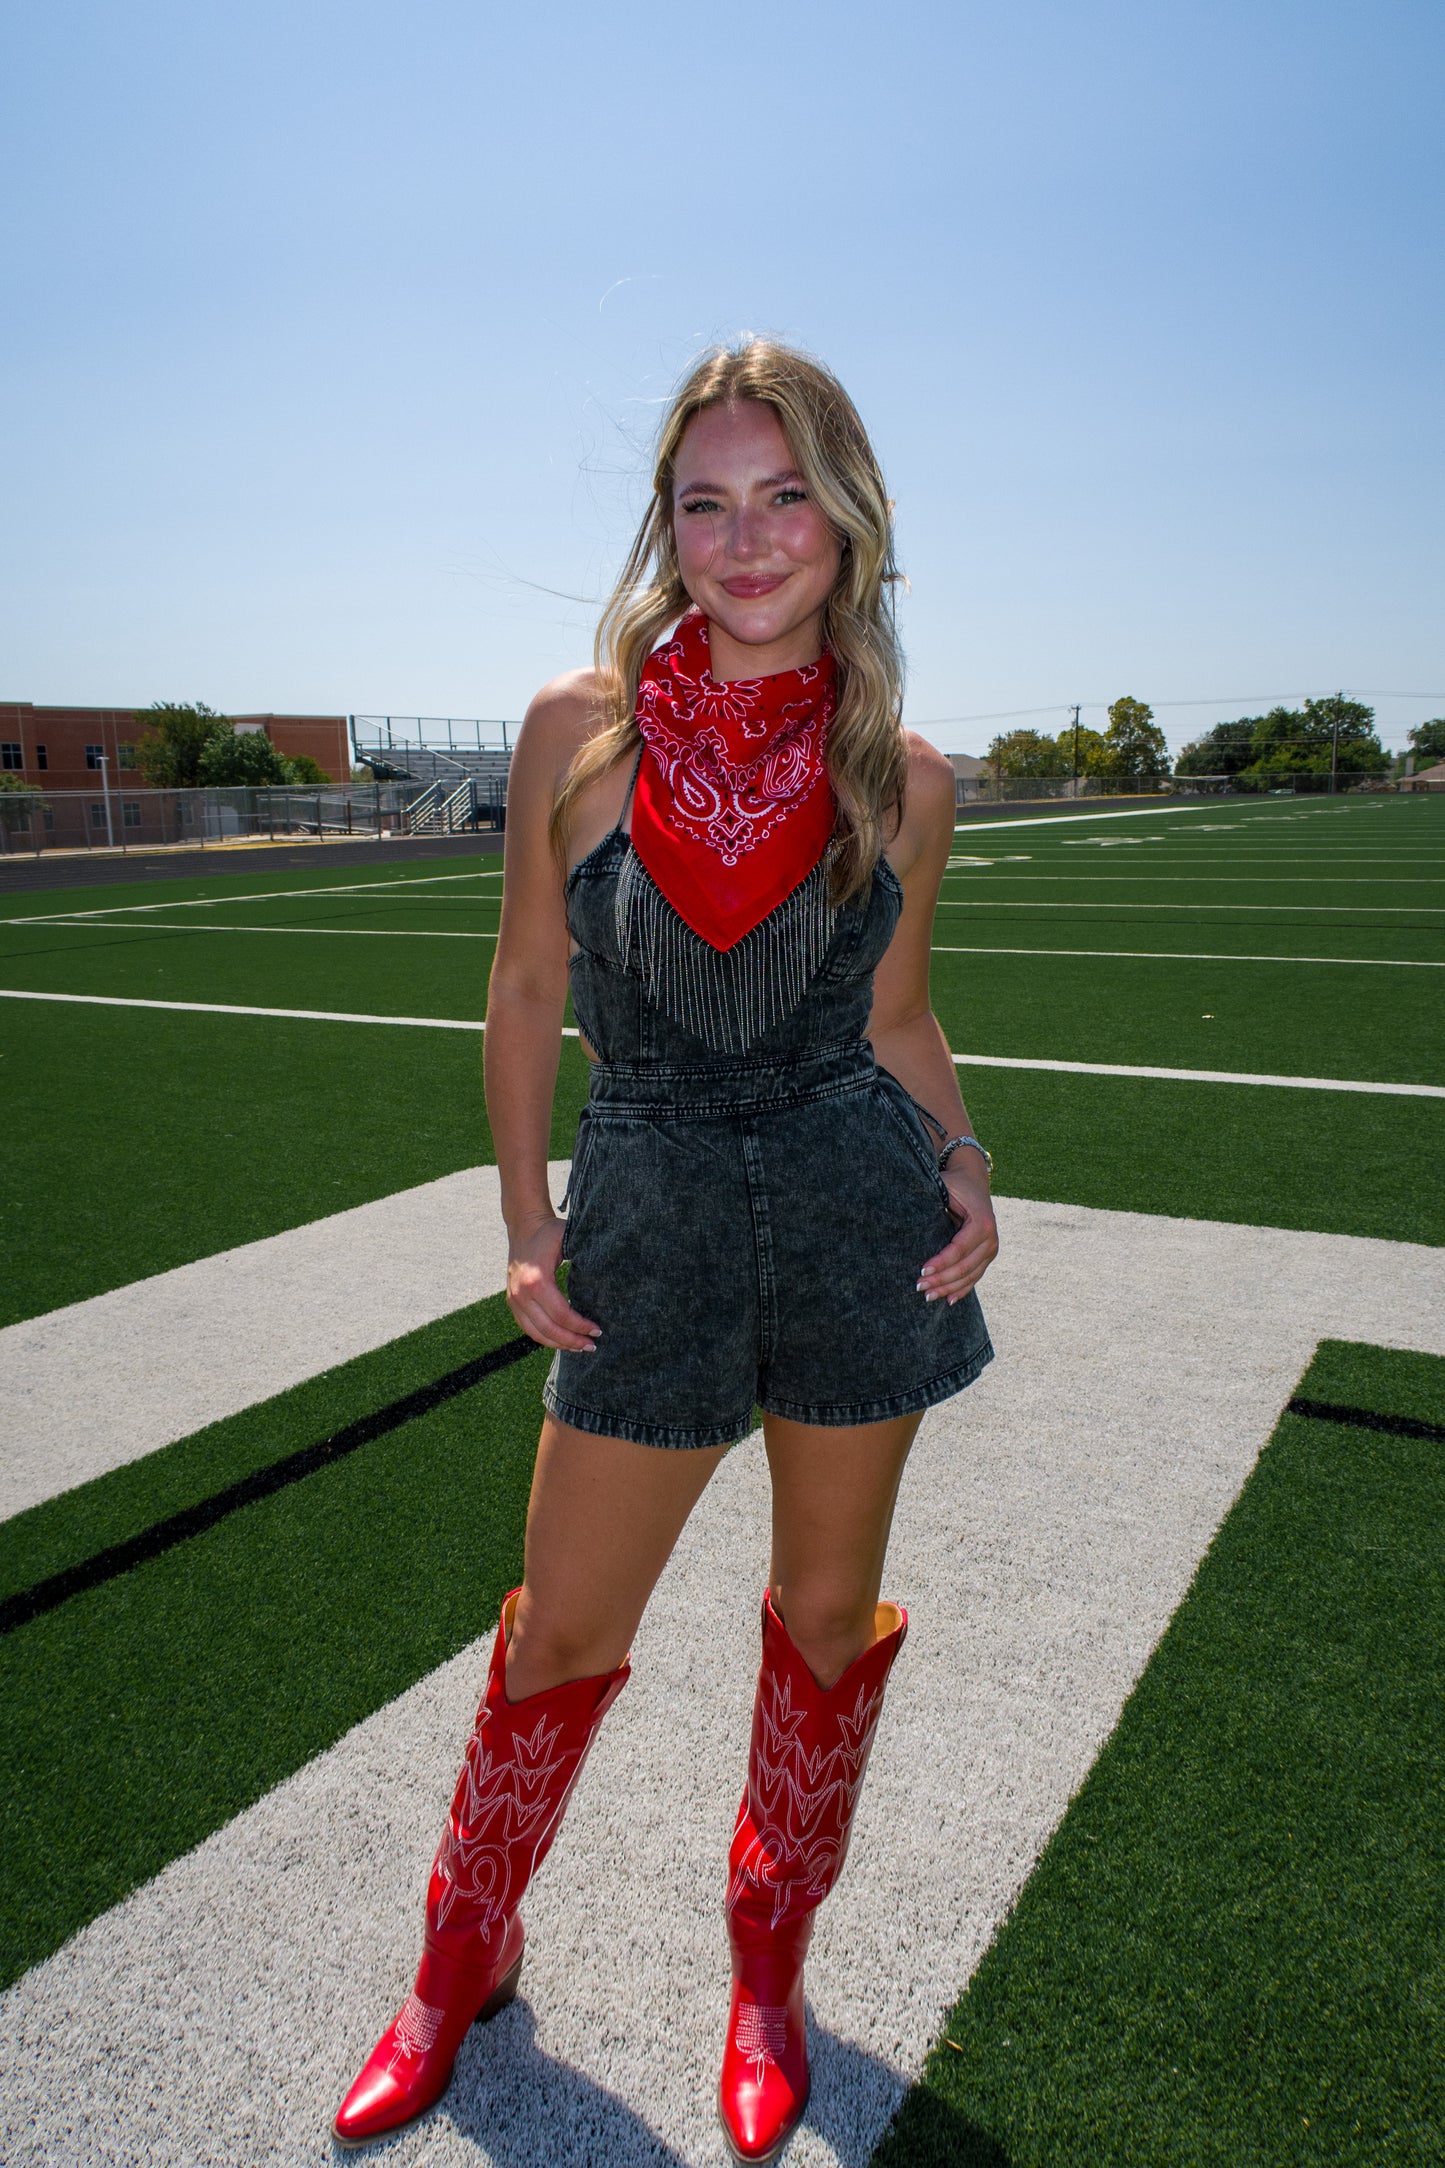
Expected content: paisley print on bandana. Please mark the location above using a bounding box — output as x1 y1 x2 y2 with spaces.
631 611 836 952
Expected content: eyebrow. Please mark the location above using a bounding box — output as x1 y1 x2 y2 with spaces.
676 469 806 496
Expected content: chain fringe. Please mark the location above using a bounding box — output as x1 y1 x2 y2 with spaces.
615 846 837 1053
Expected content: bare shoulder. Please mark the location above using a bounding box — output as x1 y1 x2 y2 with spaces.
887 731 955 876
510 667 609 791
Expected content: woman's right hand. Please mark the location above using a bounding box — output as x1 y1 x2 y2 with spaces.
505 1213 603 1353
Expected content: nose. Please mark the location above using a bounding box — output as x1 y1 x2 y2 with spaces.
724 503 766 561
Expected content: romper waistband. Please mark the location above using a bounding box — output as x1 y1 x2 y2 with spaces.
584 1038 878 1117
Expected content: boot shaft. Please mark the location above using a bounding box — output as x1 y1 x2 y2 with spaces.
727 1591 906 1936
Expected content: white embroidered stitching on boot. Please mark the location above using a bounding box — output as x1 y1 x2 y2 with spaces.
386 1994 444 2073
734 2003 789 2085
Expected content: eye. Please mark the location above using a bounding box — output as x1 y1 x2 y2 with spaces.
774 487 808 505
680 496 721 515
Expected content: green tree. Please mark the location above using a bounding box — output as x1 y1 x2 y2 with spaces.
197 728 292 787
134 702 234 787
1246 697 1387 779
0 774 43 833
985 728 1070 778
1098 695 1169 777
1174 720 1258 778
281 753 331 785
1405 718 1445 764
1053 723 1109 775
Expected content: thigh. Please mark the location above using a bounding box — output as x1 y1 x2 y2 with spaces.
507 1414 728 1697
761 1411 920 1686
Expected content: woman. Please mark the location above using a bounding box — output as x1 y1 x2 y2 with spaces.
335 340 998 2163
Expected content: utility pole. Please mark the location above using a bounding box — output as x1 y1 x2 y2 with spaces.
1070 705 1082 795
1329 701 1341 795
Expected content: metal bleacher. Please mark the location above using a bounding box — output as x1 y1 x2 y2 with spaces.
349 716 517 834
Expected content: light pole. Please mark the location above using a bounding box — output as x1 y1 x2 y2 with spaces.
1070 705 1082 795
96 754 115 848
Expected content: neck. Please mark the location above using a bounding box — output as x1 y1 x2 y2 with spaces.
705 615 827 683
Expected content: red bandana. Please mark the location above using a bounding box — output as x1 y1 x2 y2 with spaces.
631 612 837 953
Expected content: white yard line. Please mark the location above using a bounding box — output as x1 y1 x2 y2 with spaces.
2 869 504 928
3 987 1434 1095
935 898 1445 914
0 1163 572 1521
1 920 500 941
952 1052 1444 1096
932 943 1444 968
938 875 1444 885
953 804 1267 832
2 1202 1441 2167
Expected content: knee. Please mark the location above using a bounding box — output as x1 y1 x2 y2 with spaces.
770 1581 879 1691
505 1586 629 1700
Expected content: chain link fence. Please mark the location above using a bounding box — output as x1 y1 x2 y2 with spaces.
0 780 511 857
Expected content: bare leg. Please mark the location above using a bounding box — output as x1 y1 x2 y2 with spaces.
762 1411 921 1687
505 1415 729 1699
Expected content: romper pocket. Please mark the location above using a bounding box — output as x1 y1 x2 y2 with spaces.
873 1071 956 1214
559 1109 597 1262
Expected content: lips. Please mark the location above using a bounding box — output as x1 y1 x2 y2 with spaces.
719 575 786 598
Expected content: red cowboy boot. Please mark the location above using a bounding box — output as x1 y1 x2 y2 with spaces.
334 1590 629 2147
718 1590 907 2165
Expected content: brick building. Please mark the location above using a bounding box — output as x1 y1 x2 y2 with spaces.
0 704 350 790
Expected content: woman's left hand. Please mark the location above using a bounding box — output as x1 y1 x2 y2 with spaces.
918 1168 999 1304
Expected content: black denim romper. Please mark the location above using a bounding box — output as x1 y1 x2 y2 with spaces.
545 826 995 1450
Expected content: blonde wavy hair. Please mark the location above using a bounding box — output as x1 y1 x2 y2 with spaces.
550 338 907 903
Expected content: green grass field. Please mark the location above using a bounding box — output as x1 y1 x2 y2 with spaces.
2 794 1440 1321
0 791 1440 2159
878 1339 1445 2167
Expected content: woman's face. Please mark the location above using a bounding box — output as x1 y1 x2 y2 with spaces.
671 400 842 677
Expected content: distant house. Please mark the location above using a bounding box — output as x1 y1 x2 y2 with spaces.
0 705 350 791
947 753 989 801
1400 760 1445 793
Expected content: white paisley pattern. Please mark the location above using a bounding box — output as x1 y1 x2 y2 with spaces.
635 615 834 871
734 2002 790 2085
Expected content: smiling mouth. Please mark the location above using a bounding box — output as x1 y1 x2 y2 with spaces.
719 574 787 598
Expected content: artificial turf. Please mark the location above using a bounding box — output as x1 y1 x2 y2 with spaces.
0 1290 548 1990
0 1001 592 1326
873 1339 1445 2168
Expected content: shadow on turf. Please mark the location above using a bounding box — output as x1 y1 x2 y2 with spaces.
323 1997 1010 2166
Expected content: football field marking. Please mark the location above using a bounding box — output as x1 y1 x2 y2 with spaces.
1 987 1438 1096
1 868 504 928
931 943 1444 968
4 1199 1441 2168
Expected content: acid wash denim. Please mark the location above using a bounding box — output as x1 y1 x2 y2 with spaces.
544 828 994 1450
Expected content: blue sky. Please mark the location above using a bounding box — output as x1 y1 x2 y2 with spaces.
2 0 1440 755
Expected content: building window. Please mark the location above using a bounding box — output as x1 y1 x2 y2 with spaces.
90 803 108 829
35 744 48 771
122 800 142 827
85 744 104 769
118 742 137 769
43 806 54 830
9 803 30 830
1 743 22 770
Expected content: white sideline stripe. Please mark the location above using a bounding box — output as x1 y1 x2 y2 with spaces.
2 987 1431 1096
3 920 501 942
11 926 1436 967
938 875 1445 885
3 869 504 927
933 943 1444 968
3 1205 1442 2168
0 1162 571 1522
936 898 1445 914
0 987 487 1031
952 1051 1444 1097
952 803 1256 831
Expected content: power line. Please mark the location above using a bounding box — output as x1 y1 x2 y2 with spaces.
914 689 1445 728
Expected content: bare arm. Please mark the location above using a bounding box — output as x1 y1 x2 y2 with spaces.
484 672 605 1352
869 737 999 1305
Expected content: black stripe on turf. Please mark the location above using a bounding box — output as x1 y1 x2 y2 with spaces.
0 1335 540 1638
1286 1395 1445 1444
